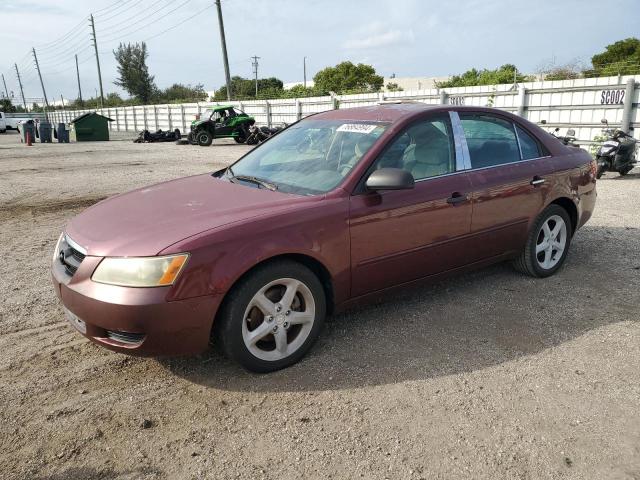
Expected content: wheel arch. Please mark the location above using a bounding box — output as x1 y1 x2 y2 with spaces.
213 253 336 334
548 196 578 235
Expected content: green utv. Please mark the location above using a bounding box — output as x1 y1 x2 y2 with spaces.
188 105 255 146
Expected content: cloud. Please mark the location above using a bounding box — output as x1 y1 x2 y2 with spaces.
343 22 415 50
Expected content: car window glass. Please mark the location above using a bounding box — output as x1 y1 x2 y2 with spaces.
372 115 456 180
460 114 520 168
230 119 388 195
516 125 541 160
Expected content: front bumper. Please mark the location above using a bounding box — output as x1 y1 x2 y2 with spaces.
51 255 222 356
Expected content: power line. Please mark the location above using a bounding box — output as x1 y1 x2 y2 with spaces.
142 3 215 42
94 0 147 25
99 0 192 43
98 0 179 41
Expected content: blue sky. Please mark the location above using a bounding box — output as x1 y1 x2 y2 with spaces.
1 0 638 102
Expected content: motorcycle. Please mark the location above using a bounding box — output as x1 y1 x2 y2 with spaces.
133 128 181 143
539 120 579 146
595 118 638 178
246 123 287 145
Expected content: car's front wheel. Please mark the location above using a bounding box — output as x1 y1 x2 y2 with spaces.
215 260 326 372
513 204 572 278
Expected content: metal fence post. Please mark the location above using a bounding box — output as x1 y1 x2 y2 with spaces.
124 107 129 131
517 86 527 118
115 109 120 131
153 105 158 130
180 104 185 132
132 106 137 132
439 90 448 104
621 78 636 133
296 99 302 121
167 105 172 130
143 106 148 130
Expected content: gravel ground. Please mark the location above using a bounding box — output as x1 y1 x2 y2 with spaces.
1 130 639 480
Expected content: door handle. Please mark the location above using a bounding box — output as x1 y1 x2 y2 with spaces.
530 176 545 186
446 192 468 205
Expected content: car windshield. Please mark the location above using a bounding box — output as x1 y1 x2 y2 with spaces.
226 119 388 195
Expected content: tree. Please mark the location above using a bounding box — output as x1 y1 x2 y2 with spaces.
113 42 156 103
587 38 640 76
537 59 584 81
157 83 208 103
436 64 531 88
313 61 384 94
212 76 285 101
386 82 403 92
0 98 16 113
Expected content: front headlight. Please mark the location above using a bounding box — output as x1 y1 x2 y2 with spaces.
92 254 189 287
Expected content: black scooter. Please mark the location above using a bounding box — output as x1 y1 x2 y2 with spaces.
246 124 287 145
595 119 638 178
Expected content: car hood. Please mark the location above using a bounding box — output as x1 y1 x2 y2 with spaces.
65 174 308 257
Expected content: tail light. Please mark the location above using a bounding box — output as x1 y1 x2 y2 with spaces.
589 159 598 181
195 114 200 120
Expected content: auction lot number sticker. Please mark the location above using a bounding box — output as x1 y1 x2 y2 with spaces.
600 89 625 105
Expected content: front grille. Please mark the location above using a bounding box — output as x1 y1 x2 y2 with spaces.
58 235 86 277
106 330 145 345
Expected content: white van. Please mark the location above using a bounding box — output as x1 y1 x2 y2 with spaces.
0 112 6 133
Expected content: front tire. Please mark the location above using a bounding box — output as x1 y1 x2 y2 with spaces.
215 260 326 373
512 204 572 278
196 130 212 147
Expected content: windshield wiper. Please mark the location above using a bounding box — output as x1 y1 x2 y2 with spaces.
228 174 278 191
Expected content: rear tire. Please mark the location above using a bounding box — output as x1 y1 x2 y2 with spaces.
214 260 326 373
596 162 606 179
512 204 573 278
196 130 212 147
619 166 633 176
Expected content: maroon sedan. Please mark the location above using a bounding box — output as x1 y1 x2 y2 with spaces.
52 104 597 372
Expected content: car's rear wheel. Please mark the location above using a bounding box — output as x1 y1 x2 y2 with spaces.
513 204 572 278
215 260 326 372
196 130 212 147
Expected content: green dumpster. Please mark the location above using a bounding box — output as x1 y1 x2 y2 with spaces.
69 112 113 141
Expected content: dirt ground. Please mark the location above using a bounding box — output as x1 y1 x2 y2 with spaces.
1 130 639 480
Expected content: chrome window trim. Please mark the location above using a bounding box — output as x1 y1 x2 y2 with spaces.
449 111 472 171
513 122 524 159
65 234 87 256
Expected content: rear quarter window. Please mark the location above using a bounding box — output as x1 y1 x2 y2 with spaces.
516 125 542 159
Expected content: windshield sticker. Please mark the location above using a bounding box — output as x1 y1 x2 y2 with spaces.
336 123 378 134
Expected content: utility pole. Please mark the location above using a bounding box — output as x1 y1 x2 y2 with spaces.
14 63 27 111
303 56 307 89
60 94 66 109
251 55 260 97
1 74 8 98
214 0 232 100
75 54 83 105
89 14 104 108
32 48 49 107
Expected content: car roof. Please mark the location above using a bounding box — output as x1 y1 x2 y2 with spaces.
312 103 441 123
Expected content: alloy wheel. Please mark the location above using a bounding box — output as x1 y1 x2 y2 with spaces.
535 214 567 269
241 278 316 362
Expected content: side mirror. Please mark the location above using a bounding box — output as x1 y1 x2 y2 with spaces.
365 168 415 191
566 129 576 137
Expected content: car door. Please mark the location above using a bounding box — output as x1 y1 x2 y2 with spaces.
349 113 475 297
458 112 552 260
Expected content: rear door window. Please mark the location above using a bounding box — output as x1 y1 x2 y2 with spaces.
460 114 520 169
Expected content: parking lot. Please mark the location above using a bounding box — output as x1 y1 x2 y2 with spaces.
1 130 639 480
